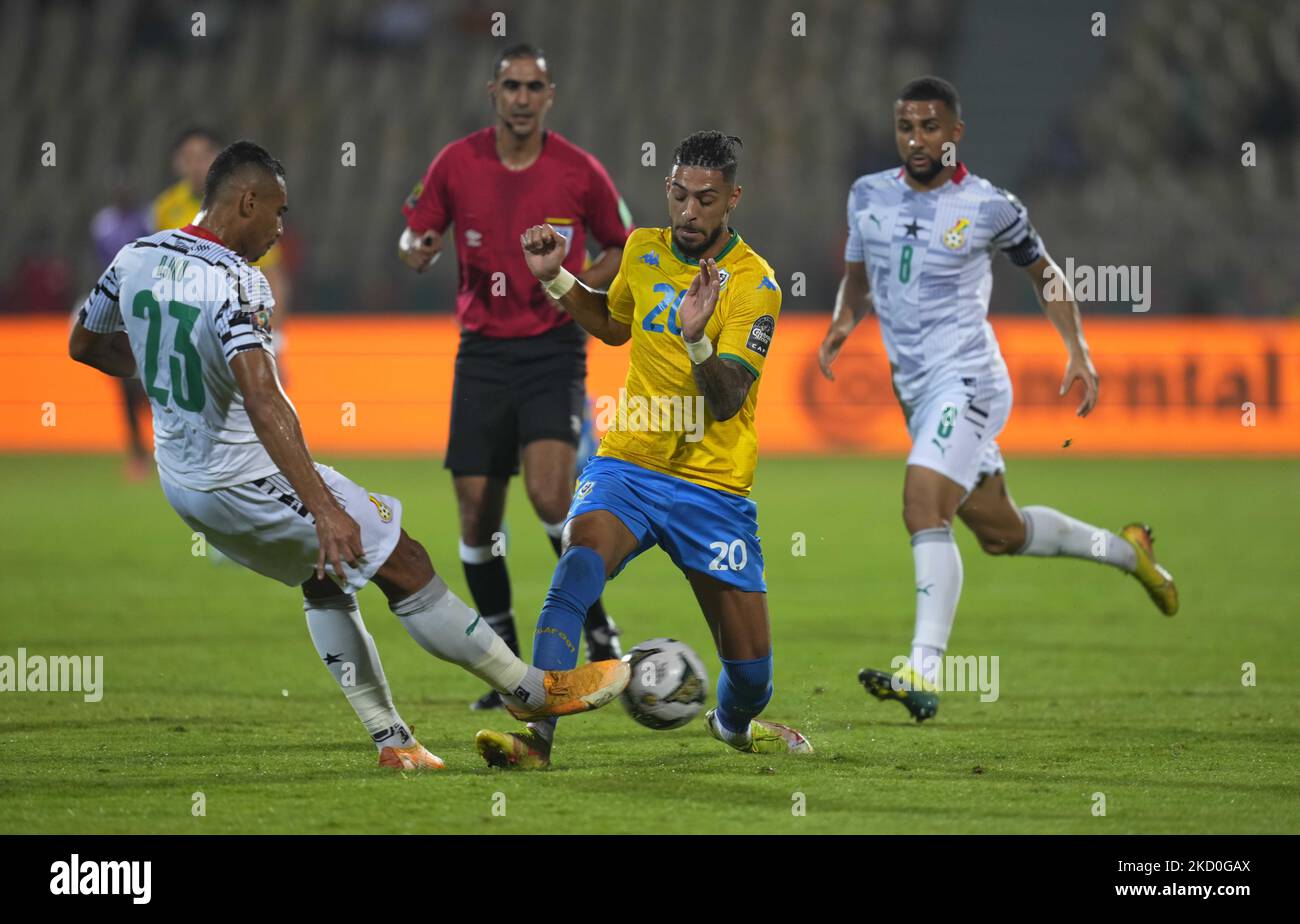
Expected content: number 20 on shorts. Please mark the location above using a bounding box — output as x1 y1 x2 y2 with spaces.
709 539 748 572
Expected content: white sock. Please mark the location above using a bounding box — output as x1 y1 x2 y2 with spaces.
709 710 752 747
908 644 944 687
908 527 963 686
303 594 413 751
389 576 546 706
1016 506 1136 572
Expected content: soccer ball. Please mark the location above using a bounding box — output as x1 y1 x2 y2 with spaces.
620 638 709 730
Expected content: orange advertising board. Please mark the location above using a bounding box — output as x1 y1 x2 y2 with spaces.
3 316 1297 455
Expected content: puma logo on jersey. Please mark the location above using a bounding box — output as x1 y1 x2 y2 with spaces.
465 229 482 247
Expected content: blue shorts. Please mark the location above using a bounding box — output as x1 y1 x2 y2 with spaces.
567 456 766 593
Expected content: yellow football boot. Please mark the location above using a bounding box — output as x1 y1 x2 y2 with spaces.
704 709 814 754
858 663 940 722
474 727 551 770
1119 522 1179 616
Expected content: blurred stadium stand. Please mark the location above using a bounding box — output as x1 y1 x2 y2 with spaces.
0 0 1295 317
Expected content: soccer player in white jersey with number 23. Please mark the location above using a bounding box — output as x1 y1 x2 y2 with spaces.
70 140 628 769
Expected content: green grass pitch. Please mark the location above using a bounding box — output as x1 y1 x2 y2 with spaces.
1 454 1297 834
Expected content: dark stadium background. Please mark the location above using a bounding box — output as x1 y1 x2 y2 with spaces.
1 0 1295 319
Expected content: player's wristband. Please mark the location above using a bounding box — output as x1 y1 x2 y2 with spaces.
684 335 713 364
542 268 578 300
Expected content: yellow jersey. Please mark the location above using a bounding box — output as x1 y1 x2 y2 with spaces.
150 180 280 269
598 226 781 496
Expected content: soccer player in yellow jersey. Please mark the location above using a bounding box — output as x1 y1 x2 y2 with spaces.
475 132 813 768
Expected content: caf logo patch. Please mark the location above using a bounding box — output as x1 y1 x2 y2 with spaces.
746 314 775 357
404 180 424 211
574 480 595 503
368 494 393 523
545 219 575 258
943 218 971 250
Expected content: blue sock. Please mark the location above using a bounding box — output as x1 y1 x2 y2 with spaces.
716 653 774 734
529 546 607 740
533 545 606 670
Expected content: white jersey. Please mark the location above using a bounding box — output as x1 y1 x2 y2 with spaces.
79 228 281 490
844 163 1042 406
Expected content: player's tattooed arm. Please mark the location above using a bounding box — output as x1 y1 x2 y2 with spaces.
521 224 630 345
691 353 755 422
818 260 873 381
230 349 363 579
69 323 137 377
1024 252 1099 417
677 258 754 421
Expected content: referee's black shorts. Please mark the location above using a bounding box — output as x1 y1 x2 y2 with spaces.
445 323 587 478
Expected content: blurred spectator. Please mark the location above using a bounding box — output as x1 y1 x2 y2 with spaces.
91 169 150 265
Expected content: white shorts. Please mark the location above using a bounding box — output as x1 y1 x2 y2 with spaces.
161 463 403 594
903 372 1012 493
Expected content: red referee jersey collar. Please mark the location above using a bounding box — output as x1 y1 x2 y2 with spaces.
895 161 968 187
181 223 229 247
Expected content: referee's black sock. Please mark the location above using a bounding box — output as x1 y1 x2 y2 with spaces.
460 541 518 655
546 532 614 633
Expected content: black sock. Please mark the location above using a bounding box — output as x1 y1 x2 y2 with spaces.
462 557 517 654
548 534 613 632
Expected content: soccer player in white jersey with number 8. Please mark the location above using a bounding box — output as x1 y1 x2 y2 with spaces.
69 141 628 769
819 78 1179 722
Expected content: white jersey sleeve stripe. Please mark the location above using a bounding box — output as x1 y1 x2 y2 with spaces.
215 298 273 361
984 190 1043 266
78 261 125 333
844 182 867 263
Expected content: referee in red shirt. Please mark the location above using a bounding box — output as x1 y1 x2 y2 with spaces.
398 44 632 711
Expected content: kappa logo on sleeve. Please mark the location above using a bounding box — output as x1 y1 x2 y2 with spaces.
746 315 775 356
